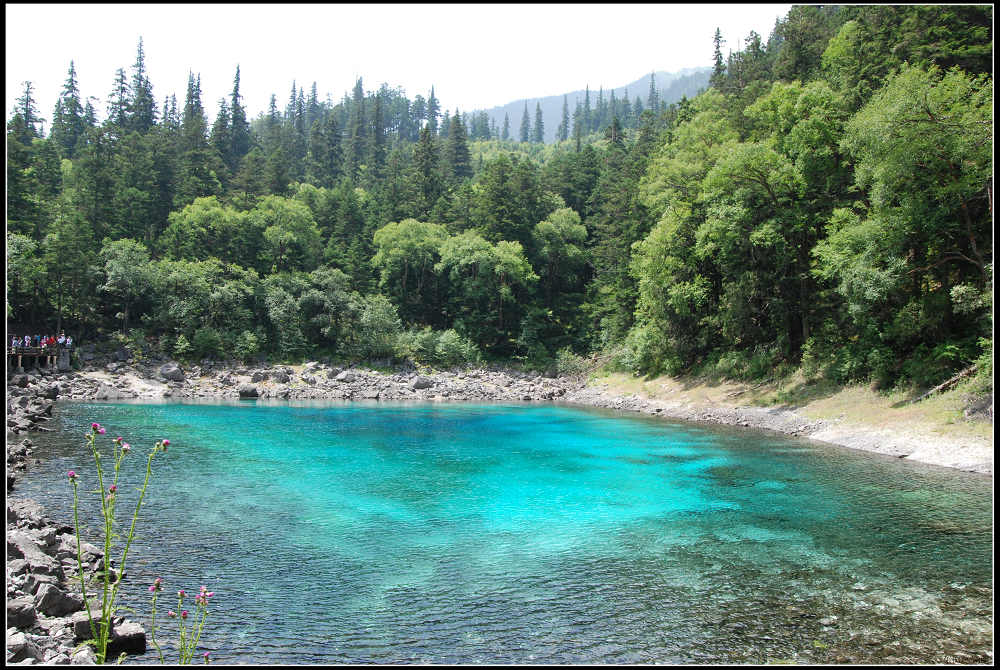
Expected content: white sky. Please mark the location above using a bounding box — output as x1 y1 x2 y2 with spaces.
7 3 793 127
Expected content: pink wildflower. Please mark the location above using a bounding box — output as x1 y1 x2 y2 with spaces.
162 439 170 447
91 422 100 431
168 610 176 618
178 589 186 597
122 443 130 453
149 577 162 593
109 485 117 493
115 436 123 444
98 427 106 434
181 610 189 619
67 470 77 480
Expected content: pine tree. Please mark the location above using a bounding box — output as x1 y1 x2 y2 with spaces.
519 102 531 143
583 85 592 134
426 86 440 134
229 66 251 170
369 90 387 180
264 94 281 153
344 77 366 182
51 62 86 158
174 72 221 207
533 102 544 143
647 72 659 113
209 97 232 176
106 68 130 135
129 37 156 133
557 95 570 142
84 97 98 129
306 81 321 130
502 112 510 141
596 87 606 130
15 81 41 143
413 125 443 218
439 108 451 140
711 28 727 88
445 110 472 181
305 113 342 187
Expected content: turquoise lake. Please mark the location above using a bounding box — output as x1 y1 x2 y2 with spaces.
17 400 993 664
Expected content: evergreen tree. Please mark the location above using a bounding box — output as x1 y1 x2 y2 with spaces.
583 85 592 133
647 72 659 112
15 81 41 144
106 68 130 135
519 102 531 142
209 97 232 178
51 62 86 158
426 85 440 134
445 110 472 181
533 101 544 143
413 125 443 218
557 94 570 141
128 37 156 133
501 112 510 141
369 90 387 181
174 72 221 207
229 66 251 171
596 87 606 130
711 28 727 87
344 77 366 182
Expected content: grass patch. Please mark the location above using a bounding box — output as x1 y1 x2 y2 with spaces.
588 368 993 444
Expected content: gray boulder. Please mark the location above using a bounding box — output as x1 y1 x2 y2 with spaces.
7 597 38 629
108 621 146 656
270 369 290 383
334 370 356 382
7 530 61 576
94 383 130 400
238 384 259 398
6 630 44 663
251 370 268 383
158 362 185 382
411 376 434 390
36 583 84 617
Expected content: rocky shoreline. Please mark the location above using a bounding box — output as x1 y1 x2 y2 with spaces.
6 352 992 662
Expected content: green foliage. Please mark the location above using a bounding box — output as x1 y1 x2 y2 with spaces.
192 326 223 359
233 330 262 364
347 293 402 361
554 347 588 377
7 11 993 388
172 333 192 359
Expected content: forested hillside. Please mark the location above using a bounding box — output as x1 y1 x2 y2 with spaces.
6 5 993 394
472 68 710 144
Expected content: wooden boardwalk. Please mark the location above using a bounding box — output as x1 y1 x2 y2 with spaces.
8 346 71 372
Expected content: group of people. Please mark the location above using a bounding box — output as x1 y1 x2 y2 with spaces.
9 332 73 351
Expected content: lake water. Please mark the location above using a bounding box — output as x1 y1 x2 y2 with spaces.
16 400 993 664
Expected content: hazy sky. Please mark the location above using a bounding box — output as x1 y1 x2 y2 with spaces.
7 3 792 126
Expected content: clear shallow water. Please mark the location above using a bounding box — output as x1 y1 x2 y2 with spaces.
18 400 993 664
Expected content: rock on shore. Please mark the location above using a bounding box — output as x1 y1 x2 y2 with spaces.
5 489 146 664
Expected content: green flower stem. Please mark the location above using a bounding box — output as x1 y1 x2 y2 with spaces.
107 447 158 634
149 590 164 663
69 478 97 657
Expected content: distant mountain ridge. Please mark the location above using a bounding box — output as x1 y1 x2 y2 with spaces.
469 67 711 143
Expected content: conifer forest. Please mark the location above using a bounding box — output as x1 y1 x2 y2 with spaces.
6 5 993 393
